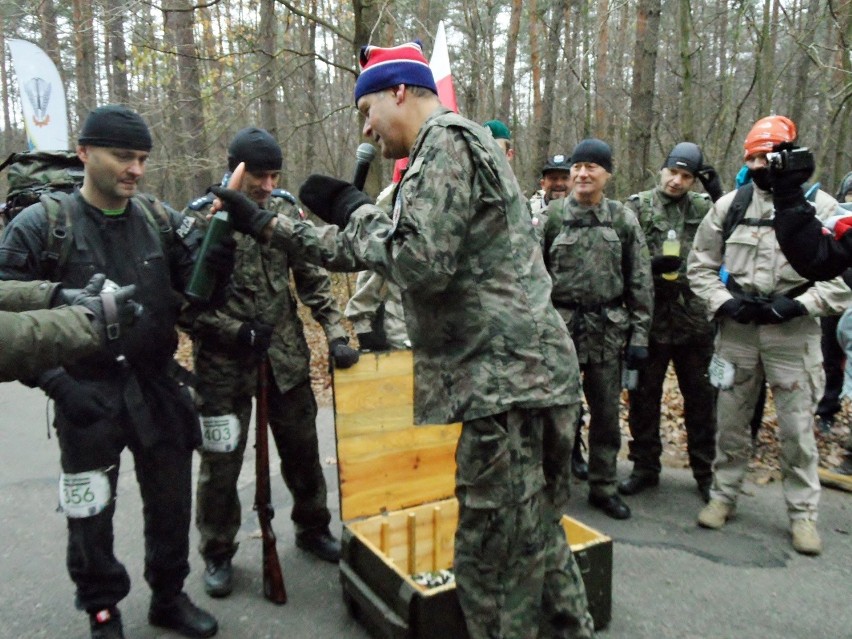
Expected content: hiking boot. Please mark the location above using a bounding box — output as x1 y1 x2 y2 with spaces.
203 557 233 598
617 473 659 496
90 608 124 639
296 529 341 563
697 499 735 529
791 519 822 556
149 592 218 638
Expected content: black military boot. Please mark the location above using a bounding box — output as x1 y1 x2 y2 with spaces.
149 592 218 638
90 607 124 639
296 528 341 563
203 557 233 598
617 472 660 496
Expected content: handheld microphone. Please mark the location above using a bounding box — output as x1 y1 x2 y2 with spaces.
353 143 377 191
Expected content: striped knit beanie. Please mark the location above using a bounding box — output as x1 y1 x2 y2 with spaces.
354 41 437 103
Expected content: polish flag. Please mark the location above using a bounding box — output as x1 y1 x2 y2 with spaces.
393 21 458 182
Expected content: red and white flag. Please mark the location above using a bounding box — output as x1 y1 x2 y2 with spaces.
393 21 458 182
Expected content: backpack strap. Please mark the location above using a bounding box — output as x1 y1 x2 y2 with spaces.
38 191 76 280
722 183 754 243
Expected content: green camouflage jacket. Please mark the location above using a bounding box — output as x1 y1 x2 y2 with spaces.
270 108 582 425
0 280 98 381
543 194 654 363
185 191 348 396
625 188 713 344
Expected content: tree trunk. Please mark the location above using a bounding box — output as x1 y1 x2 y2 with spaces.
593 0 610 139
536 0 567 164
499 0 522 122
259 0 279 138
71 0 98 127
627 0 662 189
106 1 130 104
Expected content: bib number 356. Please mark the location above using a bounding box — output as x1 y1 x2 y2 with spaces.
59 470 111 519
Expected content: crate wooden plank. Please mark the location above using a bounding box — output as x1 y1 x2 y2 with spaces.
333 350 461 522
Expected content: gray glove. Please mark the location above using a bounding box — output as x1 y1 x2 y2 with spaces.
329 337 360 369
55 274 141 342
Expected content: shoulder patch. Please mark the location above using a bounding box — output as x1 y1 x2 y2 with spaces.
187 192 216 211
270 188 296 204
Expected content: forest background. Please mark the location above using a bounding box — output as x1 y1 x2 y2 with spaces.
0 0 850 205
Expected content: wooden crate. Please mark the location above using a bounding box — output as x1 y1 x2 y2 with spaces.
334 350 612 638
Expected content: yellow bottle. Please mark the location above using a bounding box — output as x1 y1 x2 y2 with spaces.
662 229 680 281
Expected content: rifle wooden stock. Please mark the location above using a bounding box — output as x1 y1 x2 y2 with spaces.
254 358 287 604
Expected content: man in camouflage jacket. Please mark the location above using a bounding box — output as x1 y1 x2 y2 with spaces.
186 128 359 598
543 138 654 521
619 143 717 502
214 42 595 639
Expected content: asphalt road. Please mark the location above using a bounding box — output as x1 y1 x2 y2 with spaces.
1 380 850 639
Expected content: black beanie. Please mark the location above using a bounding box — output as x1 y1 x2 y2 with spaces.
571 138 612 173
78 105 152 151
227 127 283 172
663 142 703 175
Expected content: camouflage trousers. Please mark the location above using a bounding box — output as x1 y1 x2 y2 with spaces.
711 318 822 519
454 405 595 638
195 376 331 560
627 338 716 481
581 359 622 498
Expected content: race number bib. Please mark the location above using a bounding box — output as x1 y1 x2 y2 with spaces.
708 354 736 390
201 414 240 453
59 470 111 519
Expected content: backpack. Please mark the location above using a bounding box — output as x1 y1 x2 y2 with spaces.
0 150 85 223
38 190 175 280
722 181 820 246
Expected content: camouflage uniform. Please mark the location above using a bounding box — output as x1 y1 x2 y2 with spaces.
273 108 594 638
624 188 716 484
0 279 99 381
687 186 852 519
186 190 348 562
344 183 410 349
543 195 653 499
344 269 410 348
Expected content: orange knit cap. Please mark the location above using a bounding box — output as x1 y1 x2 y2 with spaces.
743 115 797 160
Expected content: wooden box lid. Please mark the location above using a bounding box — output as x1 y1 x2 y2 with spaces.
333 350 461 522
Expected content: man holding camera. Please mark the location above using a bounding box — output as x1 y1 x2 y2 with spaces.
686 115 851 555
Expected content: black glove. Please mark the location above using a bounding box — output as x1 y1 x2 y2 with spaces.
209 186 275 239
768 143 815 207
38 369 113 424
759 295 807 324
329 337 360 369
298 175 373 228
651 254 683 275
237 321 274 355
696 164 724 202
716 296 759 324
624 345 649 370
357 330 390 352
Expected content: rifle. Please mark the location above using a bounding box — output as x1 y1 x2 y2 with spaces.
254 358 288 604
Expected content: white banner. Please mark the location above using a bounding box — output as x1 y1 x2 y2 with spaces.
6 38 68 150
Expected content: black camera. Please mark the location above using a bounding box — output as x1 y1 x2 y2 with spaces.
766 146 814 171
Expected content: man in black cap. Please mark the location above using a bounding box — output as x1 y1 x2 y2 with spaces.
541 138 654 520
619 142 719 502
0 105 238 639
184 127 358 597
530 154 573 234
